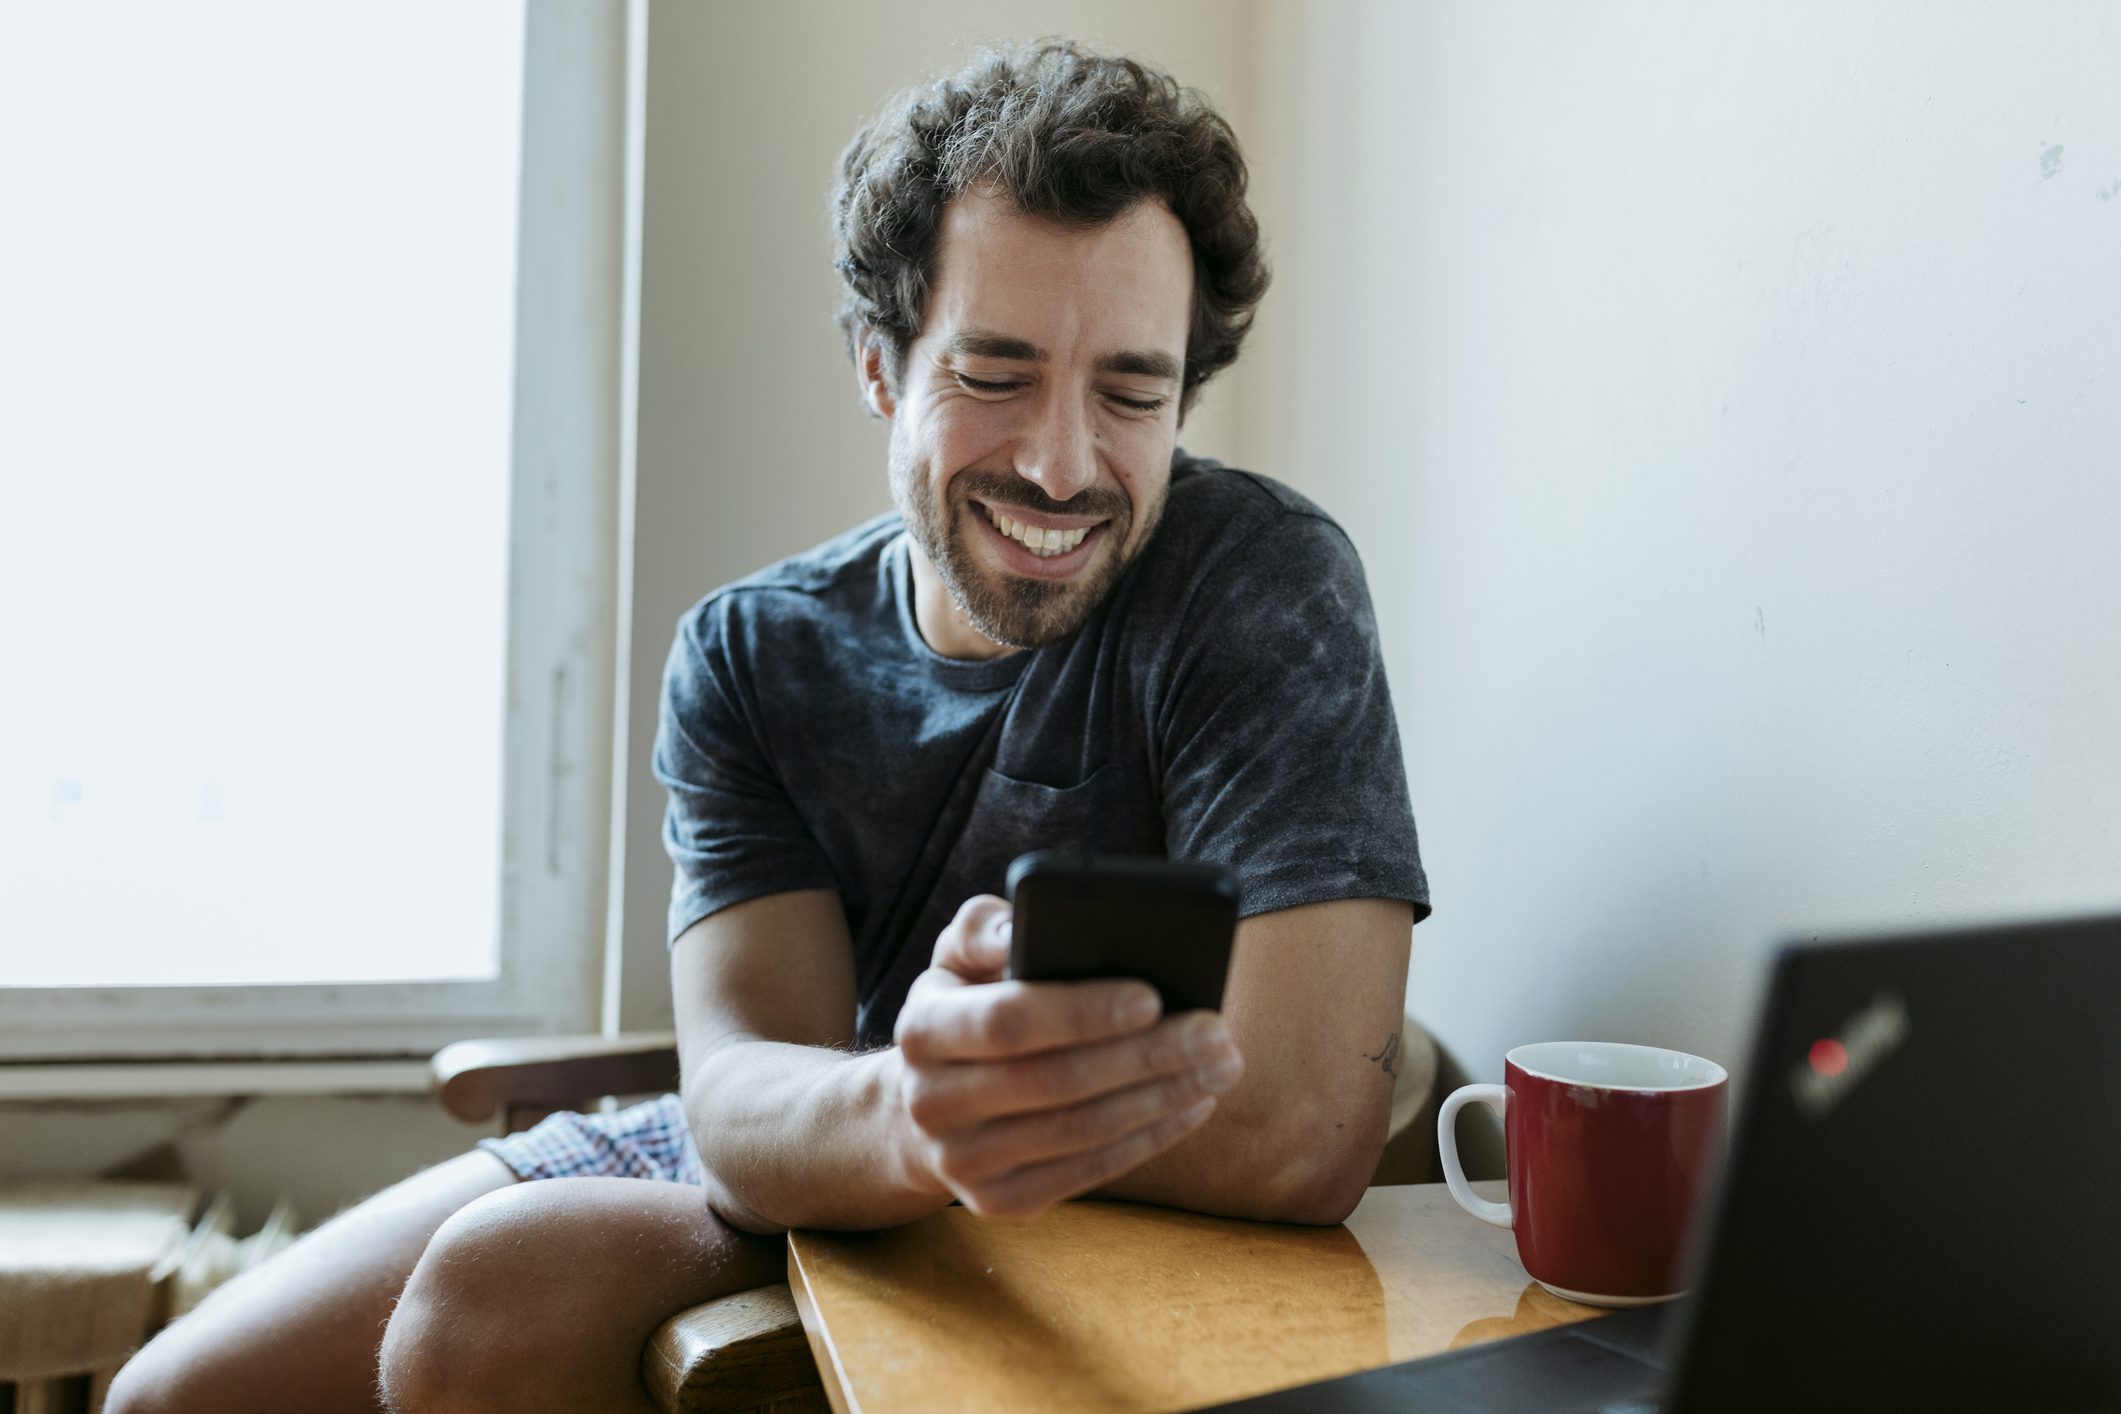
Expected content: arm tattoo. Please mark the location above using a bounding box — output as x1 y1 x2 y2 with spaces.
1365 1032 1401 1077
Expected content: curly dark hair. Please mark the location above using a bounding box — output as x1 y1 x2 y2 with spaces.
830 39 1269 416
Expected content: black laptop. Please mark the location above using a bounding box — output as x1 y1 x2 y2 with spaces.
1211 912 2121 1414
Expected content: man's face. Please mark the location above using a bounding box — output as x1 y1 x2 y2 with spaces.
866 188 1193 656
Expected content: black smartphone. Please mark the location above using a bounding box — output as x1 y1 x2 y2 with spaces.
1004 852 1241 1013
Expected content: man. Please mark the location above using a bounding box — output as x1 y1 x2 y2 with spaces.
109 40 1426 1414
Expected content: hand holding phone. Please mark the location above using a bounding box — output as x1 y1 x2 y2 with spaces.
890 891 1245 1219
1005 852 1241 1013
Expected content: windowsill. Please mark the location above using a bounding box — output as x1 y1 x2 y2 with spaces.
0 1057 433 1102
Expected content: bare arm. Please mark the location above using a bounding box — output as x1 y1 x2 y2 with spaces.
1092 896 1415 1225
669 890 935 1233
672 891 1242 1234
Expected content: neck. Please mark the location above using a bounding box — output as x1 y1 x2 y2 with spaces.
907 544 1017 661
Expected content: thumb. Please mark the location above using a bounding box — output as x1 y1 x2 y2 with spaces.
931 895 1012 983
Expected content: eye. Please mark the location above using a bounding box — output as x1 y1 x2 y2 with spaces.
1105 393 1168 413
955 374 1025 395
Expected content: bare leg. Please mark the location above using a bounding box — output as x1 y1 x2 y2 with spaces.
376 1175 784 1414
105 1150 517 1414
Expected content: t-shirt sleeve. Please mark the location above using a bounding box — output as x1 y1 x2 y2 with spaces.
1155 512 1429 922
652 599 841 947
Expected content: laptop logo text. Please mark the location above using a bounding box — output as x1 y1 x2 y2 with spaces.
1788 990 1910 1120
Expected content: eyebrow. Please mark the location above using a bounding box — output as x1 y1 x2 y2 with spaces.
941 329 1181 383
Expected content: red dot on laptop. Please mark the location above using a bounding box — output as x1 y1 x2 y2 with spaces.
1808 1039 1848 1076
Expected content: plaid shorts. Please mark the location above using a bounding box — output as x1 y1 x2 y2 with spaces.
475 1092 704 1186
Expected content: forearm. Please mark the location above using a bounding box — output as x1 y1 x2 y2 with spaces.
1093 898 1414 1225
682 1038 946 1235
1091 1076 1390 1225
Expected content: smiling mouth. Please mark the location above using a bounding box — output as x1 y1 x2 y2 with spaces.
979 503 1099 558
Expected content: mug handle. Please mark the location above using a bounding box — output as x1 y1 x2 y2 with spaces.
1437 1083 1513 1228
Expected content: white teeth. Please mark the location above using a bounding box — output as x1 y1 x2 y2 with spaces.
984 506 1092 557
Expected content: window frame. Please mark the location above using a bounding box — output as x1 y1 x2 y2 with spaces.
0 1 630 1061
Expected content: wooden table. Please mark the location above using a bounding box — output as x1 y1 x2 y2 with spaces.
786 1181 1604 1413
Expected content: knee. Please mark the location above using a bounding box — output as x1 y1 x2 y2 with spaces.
375 1187 576 1413
103 1329 218 1414
373 1195 509 1414
103 1356 171 1414
377 1287 479 1414
376 1177 779 1413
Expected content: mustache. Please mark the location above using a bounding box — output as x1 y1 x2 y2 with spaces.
951 470 1129 522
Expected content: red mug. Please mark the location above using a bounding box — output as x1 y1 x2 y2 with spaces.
1437 1041 1728 1306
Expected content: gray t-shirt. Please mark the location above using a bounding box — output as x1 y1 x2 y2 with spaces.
654 453 1428 1046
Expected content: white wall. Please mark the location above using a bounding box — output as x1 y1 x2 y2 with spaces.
1244 0 2120 1168
626 0 2121 1168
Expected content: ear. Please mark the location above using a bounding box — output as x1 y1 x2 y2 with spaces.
855 330 898 421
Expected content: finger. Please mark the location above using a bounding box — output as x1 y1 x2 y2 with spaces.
956 1096 1219 1221
896 976 1162 1063
904 1011 1238 1129
937 1069 1228 1184
927 895 1012 983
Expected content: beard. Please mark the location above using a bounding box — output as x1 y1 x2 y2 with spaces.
890 447 1165 651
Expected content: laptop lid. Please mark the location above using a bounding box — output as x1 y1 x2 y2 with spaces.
1664 912 2121 1413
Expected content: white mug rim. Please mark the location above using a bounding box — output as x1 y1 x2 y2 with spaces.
1506 1040 1728 1092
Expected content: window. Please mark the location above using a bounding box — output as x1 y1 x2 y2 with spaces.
0 2 629 1058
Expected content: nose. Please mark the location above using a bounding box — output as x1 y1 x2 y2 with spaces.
1013 390 1098 505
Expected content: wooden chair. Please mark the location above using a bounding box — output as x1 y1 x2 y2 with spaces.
429 1019 1440 1414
